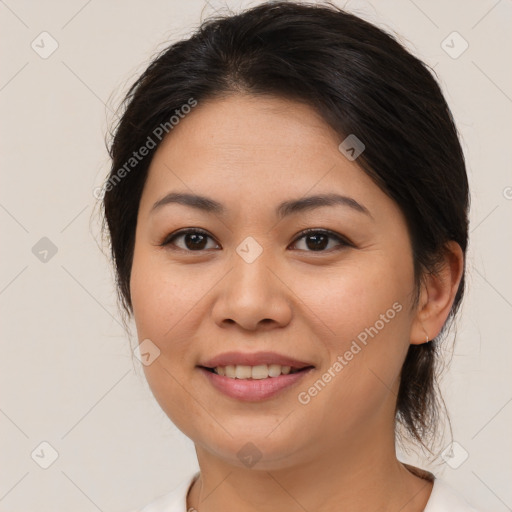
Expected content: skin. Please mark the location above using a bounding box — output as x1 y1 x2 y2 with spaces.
129 94 464 512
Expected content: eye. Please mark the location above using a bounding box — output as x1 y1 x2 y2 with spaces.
159 228 353 253
160 229 219 251
289 229 352 252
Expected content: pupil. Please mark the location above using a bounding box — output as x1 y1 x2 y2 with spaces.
307 234 327 251
186 233 207 250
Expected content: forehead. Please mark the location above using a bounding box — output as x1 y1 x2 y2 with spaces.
159 94 338 163
139 94 392 221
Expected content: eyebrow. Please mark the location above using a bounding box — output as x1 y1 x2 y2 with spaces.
150 192 373 220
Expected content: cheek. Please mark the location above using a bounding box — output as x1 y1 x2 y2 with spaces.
296 251 414 426
130 247 205 433
298 249 413 345
130 245 198 341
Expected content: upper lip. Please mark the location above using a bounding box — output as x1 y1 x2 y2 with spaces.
199 351 314 370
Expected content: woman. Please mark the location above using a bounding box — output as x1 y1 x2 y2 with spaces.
101 2 480 510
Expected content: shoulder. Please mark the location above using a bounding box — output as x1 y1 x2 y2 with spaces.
425 477 482 512
127 471 199 512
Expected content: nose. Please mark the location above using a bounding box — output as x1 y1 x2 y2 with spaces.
210 241 293 331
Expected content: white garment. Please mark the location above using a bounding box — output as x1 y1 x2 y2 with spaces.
131 470 482 512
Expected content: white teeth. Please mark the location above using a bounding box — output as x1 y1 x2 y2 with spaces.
251 365 269 380
213 364 294 379
235 365 252 379
225 365 236 378
268 364 284 377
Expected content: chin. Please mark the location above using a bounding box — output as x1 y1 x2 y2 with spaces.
193 423 314 471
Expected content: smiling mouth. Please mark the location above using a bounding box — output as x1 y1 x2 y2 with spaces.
200 364 314 380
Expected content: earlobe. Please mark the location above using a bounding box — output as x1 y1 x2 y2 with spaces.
410 241 464 346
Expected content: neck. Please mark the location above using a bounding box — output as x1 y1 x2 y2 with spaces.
187 423 433 512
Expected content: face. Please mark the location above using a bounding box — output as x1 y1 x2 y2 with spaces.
130 94 418 470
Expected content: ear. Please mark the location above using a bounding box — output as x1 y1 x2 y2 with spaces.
410 241 464 345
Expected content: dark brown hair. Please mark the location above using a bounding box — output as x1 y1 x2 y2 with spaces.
101 1 469 451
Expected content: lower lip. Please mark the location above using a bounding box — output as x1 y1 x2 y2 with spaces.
198 367 314 402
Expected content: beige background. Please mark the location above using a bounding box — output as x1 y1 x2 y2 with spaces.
1 0 511 511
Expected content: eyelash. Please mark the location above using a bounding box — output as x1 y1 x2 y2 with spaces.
159 228 353 253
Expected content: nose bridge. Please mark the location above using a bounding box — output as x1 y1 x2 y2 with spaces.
212 233 292 329
231 234 276 299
